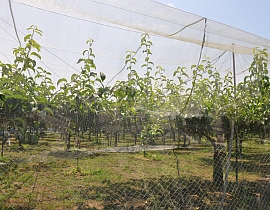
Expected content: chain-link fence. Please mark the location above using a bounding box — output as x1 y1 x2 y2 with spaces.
1 113 270 209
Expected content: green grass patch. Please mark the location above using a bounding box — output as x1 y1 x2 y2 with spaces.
0 137 269 209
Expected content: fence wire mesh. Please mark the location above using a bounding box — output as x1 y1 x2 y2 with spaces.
0 114 270 209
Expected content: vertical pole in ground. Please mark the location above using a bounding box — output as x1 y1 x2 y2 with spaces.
1 131 3 157
1 115 4 157
219 49 238 210
232 51 239 182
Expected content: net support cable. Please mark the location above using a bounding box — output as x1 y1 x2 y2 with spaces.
11 0 270 54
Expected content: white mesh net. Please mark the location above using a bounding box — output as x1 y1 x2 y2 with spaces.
1 0 270 84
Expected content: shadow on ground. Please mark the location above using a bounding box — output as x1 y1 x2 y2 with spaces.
77 176 269 210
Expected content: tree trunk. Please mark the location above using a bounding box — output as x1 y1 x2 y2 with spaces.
183 135 187 147
134 133 137 145
88 130 92 142
169 116 176 141
218 120 235 210
176 116 182 147
203 133 226 190
235 123 239 182
162 134 165 145
106 133 110 146
134 117 138 145
1 138 4 157
213 149 226 190
114 132 118 147
95 129 99 144
1 121 6 157
67 132 71 150
198 133 202 144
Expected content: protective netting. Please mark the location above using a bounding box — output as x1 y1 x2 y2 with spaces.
1 0 270 209
1 0 270 84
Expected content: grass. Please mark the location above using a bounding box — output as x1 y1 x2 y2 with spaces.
0 132 269 209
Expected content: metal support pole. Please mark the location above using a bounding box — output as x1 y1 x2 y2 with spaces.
232 52 239 182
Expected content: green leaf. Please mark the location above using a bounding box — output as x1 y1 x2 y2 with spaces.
31 52 41 60
13 94 27 100
147 40 153 45
14 117 25 127
24 34 31 42
173 69 180 77
48 85 56 91
35 28 43 36
1 89 13 96
191 64 197 69
77 58 84 64
126 54 131 59
198 65 204 71
43 107 54 115
57 78 67 86
85 65 90 72
14 57 24 63
83 50 88 56
34 74 41 79
0 78 10 86
90 72 97 77
85 58 94 65
96 78 102 84
182 71 189 78
100 73 106 82
31 59 37 68
71 73 77 81
0 93 5 102
91 63 96 69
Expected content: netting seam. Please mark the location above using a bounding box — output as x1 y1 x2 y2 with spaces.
8 0 21 46
179 18 207 115
168 17 206 37
106 45 141 86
